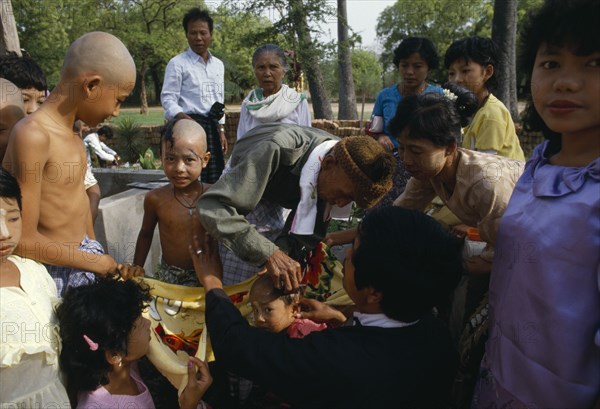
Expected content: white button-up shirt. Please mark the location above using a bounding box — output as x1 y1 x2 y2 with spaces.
161 48 225 123
83 132 117 163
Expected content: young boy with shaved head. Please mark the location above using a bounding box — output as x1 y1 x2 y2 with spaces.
0 78 25 162
134 118 212 286
2 32 142 296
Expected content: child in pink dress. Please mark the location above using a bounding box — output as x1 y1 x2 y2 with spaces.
57 278 212 409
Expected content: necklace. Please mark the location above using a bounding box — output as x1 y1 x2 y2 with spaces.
173 182 204 216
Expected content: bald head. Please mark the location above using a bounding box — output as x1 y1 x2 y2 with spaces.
250 275 279 303
249 275 299 305
172 119 208 153
61 32 136 86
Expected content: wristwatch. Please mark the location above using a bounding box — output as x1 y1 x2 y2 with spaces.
218 125 225 133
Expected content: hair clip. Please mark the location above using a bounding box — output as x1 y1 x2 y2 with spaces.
83 334 99 351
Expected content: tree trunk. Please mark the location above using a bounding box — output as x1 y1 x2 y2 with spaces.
139 60 148 115
337 0 357 120
1 0 21 56
151 65 161 106
289 0 333 120
360 91 366 128
492 0 518 120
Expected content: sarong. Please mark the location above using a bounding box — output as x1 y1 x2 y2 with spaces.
44 235 104 297
156 258 199 287
189 102 225 184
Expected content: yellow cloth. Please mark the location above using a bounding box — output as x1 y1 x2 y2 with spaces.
140 242 350 394
462 94 525 161
428 199 463 228
0 255 70 408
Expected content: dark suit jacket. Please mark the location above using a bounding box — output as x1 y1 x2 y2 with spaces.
206 289 457 408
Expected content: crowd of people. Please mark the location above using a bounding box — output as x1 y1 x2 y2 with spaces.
0 0 598 408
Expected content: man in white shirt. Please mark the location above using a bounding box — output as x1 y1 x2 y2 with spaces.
161 7 227 183
83 125 119 166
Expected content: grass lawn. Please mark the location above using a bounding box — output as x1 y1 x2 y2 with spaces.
110 107 165 126
110 104 374 127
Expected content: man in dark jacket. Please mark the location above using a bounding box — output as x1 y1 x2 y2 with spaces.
192 206 461 408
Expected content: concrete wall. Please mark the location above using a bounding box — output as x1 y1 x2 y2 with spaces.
93 168 165 198
95 188 162 275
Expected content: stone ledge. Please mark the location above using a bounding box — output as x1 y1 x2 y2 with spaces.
92 168 165 198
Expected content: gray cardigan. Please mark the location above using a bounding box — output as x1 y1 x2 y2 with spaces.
198 123 338 266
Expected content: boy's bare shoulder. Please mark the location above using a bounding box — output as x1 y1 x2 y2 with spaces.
11 115 52 148
144 184 174 203
3 116 51 171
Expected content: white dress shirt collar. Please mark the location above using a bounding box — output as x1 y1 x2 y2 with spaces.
185 47 213 64
352 311 419 328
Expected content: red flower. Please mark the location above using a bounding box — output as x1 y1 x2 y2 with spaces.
229 291 248 304
302 242 324 286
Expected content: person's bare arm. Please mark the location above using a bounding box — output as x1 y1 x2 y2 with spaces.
86 203 96 241
175 112 194 120
190 213 223 292
376 134 395 151
263 249 302 292
86 183 101 225
464 256 492 276
219 130 228 155
7 124 117 274
324 227 358 247
133 192 159 267
179 357 212 409
297 298 346 325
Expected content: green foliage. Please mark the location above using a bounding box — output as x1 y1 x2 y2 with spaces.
212 5 283 99
86 144 100 168
12 0 70 85
224 0 337 102
139 148 159 169
115 116 145 164
327 203 363 233
109 110 164 126
375 0 547 84
111 1 193 107
517 0 545 23
376 0 493 82
351 49 383 99
323 48 383 101
13 0 191 97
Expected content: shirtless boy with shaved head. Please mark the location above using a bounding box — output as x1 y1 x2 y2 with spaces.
134 118 212 286
0 78 25 162
2 32 142 296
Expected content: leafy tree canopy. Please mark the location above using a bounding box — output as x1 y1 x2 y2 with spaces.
376 0 545 84
211 4 284 100
376 0 492 82
351 49 383 98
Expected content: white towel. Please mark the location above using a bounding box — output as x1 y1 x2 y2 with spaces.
290 140 339 235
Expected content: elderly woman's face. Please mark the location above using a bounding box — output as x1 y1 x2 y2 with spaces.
254 52 286 97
